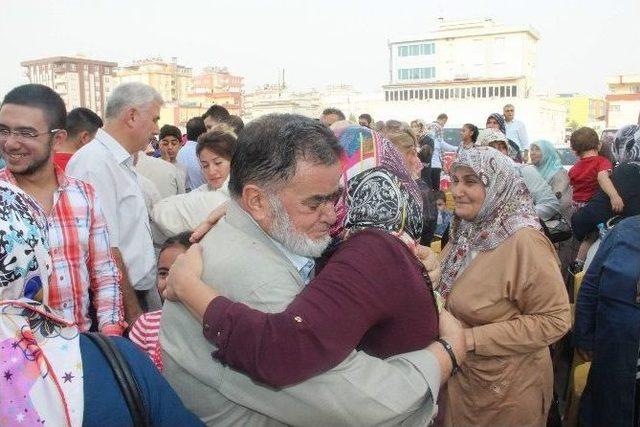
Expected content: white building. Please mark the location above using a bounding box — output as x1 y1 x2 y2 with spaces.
21 56 117 116
243 18 566 144
384 18 538 104
606 74 640 128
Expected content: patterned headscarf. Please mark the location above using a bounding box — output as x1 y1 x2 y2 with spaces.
439 147 541 297
612 124 640 164
487 113 506 134
476 128 520 160
331 125 423 244
476 128 507 146
0 181 84 427
530 140 563 182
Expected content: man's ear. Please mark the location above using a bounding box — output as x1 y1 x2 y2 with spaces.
78 131 92 146
241 184 271 222
123 106 137 129
52 129 68 150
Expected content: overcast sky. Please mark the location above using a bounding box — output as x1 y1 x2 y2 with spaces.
1 0 638 99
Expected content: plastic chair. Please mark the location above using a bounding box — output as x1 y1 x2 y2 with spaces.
445 191 455 211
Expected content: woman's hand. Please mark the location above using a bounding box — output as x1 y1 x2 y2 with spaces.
190 202 228 242
415 244 441 284
164 244 204 301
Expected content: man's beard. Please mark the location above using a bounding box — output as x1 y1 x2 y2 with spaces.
267 194 332 258
9 142 53 176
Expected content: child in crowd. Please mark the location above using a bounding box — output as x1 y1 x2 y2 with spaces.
568 127 624 271
129 232 193 371
458 123 479 152
434 190 453 238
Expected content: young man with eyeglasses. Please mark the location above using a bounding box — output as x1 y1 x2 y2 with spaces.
0 84 125 335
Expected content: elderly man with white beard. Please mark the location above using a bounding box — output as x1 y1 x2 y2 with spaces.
160 113 463 426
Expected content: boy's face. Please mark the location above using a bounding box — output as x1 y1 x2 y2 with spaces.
436 199 447 211
157 245 187 298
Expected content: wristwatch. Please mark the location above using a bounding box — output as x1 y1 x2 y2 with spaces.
436 338 460 375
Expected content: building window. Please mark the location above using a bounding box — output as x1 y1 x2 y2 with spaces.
472 87 477 98
419 89 424 100
511 85 517 97
394 91 399 101
500 86 505 97
398 42 435 57
385 91 389 102
397 67 436 81
489 87 494 97
428 89 433 99
461 88 466 99
482 87 487 98
506 86 511 97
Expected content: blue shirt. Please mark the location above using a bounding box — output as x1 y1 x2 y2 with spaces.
271 239 315 284
505 120 529 151
176 140 206 191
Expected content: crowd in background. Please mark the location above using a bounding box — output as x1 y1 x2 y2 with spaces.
1 81 639 427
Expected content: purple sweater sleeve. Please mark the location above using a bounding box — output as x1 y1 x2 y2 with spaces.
201 231 408 387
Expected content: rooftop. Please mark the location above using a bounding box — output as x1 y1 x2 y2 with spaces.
21 55 117 67
390 18 539 45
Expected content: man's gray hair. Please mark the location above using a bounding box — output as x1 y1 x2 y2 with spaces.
105 82 163 119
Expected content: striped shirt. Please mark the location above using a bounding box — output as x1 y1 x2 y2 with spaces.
0 166 125 334
129 310 163 371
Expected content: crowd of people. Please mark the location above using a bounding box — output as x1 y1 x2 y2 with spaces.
0 81 639 427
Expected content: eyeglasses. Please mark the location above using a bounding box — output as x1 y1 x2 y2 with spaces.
0 128 60 142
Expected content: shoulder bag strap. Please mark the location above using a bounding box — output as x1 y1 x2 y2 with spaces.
84 332 150 427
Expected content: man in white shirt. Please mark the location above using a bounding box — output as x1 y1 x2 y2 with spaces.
504 104 530 162
67 82 163 317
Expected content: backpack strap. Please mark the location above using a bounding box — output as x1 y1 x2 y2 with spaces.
85 332 150 427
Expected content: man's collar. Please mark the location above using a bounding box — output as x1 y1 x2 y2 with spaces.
94 128 133 165
269 238 314 274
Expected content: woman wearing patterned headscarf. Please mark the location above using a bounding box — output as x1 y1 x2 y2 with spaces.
476 129 561 222
438 147 570 427
572 124 640 241
0 181 203 426
162 125 466 420
486 113 523 162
